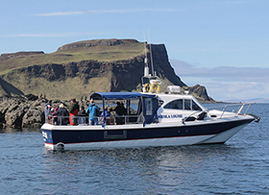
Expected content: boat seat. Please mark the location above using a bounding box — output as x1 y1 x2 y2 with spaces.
184 116 196 121
197 112 207 120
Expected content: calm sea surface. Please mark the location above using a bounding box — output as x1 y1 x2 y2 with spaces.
0 104 268 195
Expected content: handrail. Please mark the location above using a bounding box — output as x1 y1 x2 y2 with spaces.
220 105 228 118
45 114 144 126
208 103 253 119
244 103 252 114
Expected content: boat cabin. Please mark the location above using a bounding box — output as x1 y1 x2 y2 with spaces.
90 92 160 125
157 94 206 122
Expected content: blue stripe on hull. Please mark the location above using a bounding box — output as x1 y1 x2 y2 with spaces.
42 119 253 145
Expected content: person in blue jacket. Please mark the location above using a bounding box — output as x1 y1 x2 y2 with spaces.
86 99 100 125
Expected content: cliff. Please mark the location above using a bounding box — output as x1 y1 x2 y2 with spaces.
0 39 215 129
0 39 189 100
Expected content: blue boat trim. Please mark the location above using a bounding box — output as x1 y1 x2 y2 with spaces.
42 118 253 145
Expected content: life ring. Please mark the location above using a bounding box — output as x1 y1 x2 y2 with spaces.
150 83 160 93
144 83 151 92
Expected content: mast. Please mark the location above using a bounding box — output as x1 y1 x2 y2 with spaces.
144 41 149 77
142 38 162 93
149 43 156 77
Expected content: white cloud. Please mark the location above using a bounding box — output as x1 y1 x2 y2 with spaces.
36 8 181 16
37 11 88 17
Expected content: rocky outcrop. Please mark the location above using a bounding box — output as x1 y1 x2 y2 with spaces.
57 39 139 51
0 95 45 129
0 95 90 129
184 84 215 103
0 51 44 61
150 44 186 86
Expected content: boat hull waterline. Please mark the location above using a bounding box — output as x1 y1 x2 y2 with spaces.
42 117 253 150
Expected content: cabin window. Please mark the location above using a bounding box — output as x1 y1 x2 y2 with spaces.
164 99 202 111
192 100 202 111
145 98 153 115
184 99 191 110
164 99 183 109
129 99 140 115
158 100 164 107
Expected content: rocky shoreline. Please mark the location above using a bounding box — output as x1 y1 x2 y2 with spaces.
0 94 89 130
0 89 215 130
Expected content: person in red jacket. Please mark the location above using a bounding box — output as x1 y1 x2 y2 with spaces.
68 98 79 125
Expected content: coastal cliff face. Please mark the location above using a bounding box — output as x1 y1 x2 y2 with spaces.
0 39 214 128
0 39 187 100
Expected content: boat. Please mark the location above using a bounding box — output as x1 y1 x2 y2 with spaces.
41 43 260 150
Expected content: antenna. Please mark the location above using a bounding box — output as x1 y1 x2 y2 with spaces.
143 31 149 77
148 30 156 77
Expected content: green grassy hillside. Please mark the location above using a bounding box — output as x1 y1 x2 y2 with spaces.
0 39 213 102
0 39 144 74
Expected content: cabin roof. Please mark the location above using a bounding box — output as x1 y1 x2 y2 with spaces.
90 92 156 100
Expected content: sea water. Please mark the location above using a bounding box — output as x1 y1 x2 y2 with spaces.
0 104 268 194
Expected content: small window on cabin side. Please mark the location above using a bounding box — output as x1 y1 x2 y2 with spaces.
192 100 202 111
164 99 183 109
145 98 153 115
184 99 191 110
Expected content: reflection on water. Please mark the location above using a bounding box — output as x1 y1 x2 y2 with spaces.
40 144 257 194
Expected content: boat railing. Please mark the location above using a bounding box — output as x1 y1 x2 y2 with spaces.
181 103 253 122
204 103 253 119
219 103 252 118
45 114 145 126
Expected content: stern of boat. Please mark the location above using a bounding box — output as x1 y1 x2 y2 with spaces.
41 123 60 150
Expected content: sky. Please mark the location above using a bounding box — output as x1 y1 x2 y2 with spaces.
0 0 269 101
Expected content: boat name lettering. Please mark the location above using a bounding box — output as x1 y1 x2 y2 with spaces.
42 131 48 139
158 114 183 118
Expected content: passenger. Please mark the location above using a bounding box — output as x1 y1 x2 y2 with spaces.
100 106 111 125
101 106 111 117
68 98 79 125
120 102 127 115
51 106 58 125
115 102 126 124
115 102 122 115
44 100 52 121
77 106 87 124
86 99 100 125
52 104 69 125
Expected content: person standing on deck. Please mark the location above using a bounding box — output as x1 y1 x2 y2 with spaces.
53 104 69 125
86 99 100 125
68 98 79 125
44 100 52 121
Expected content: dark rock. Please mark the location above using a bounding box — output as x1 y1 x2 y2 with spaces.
5 102 29 128
25 94 38 101
186 84 215 103
22 107 44 128
0 97 46 129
